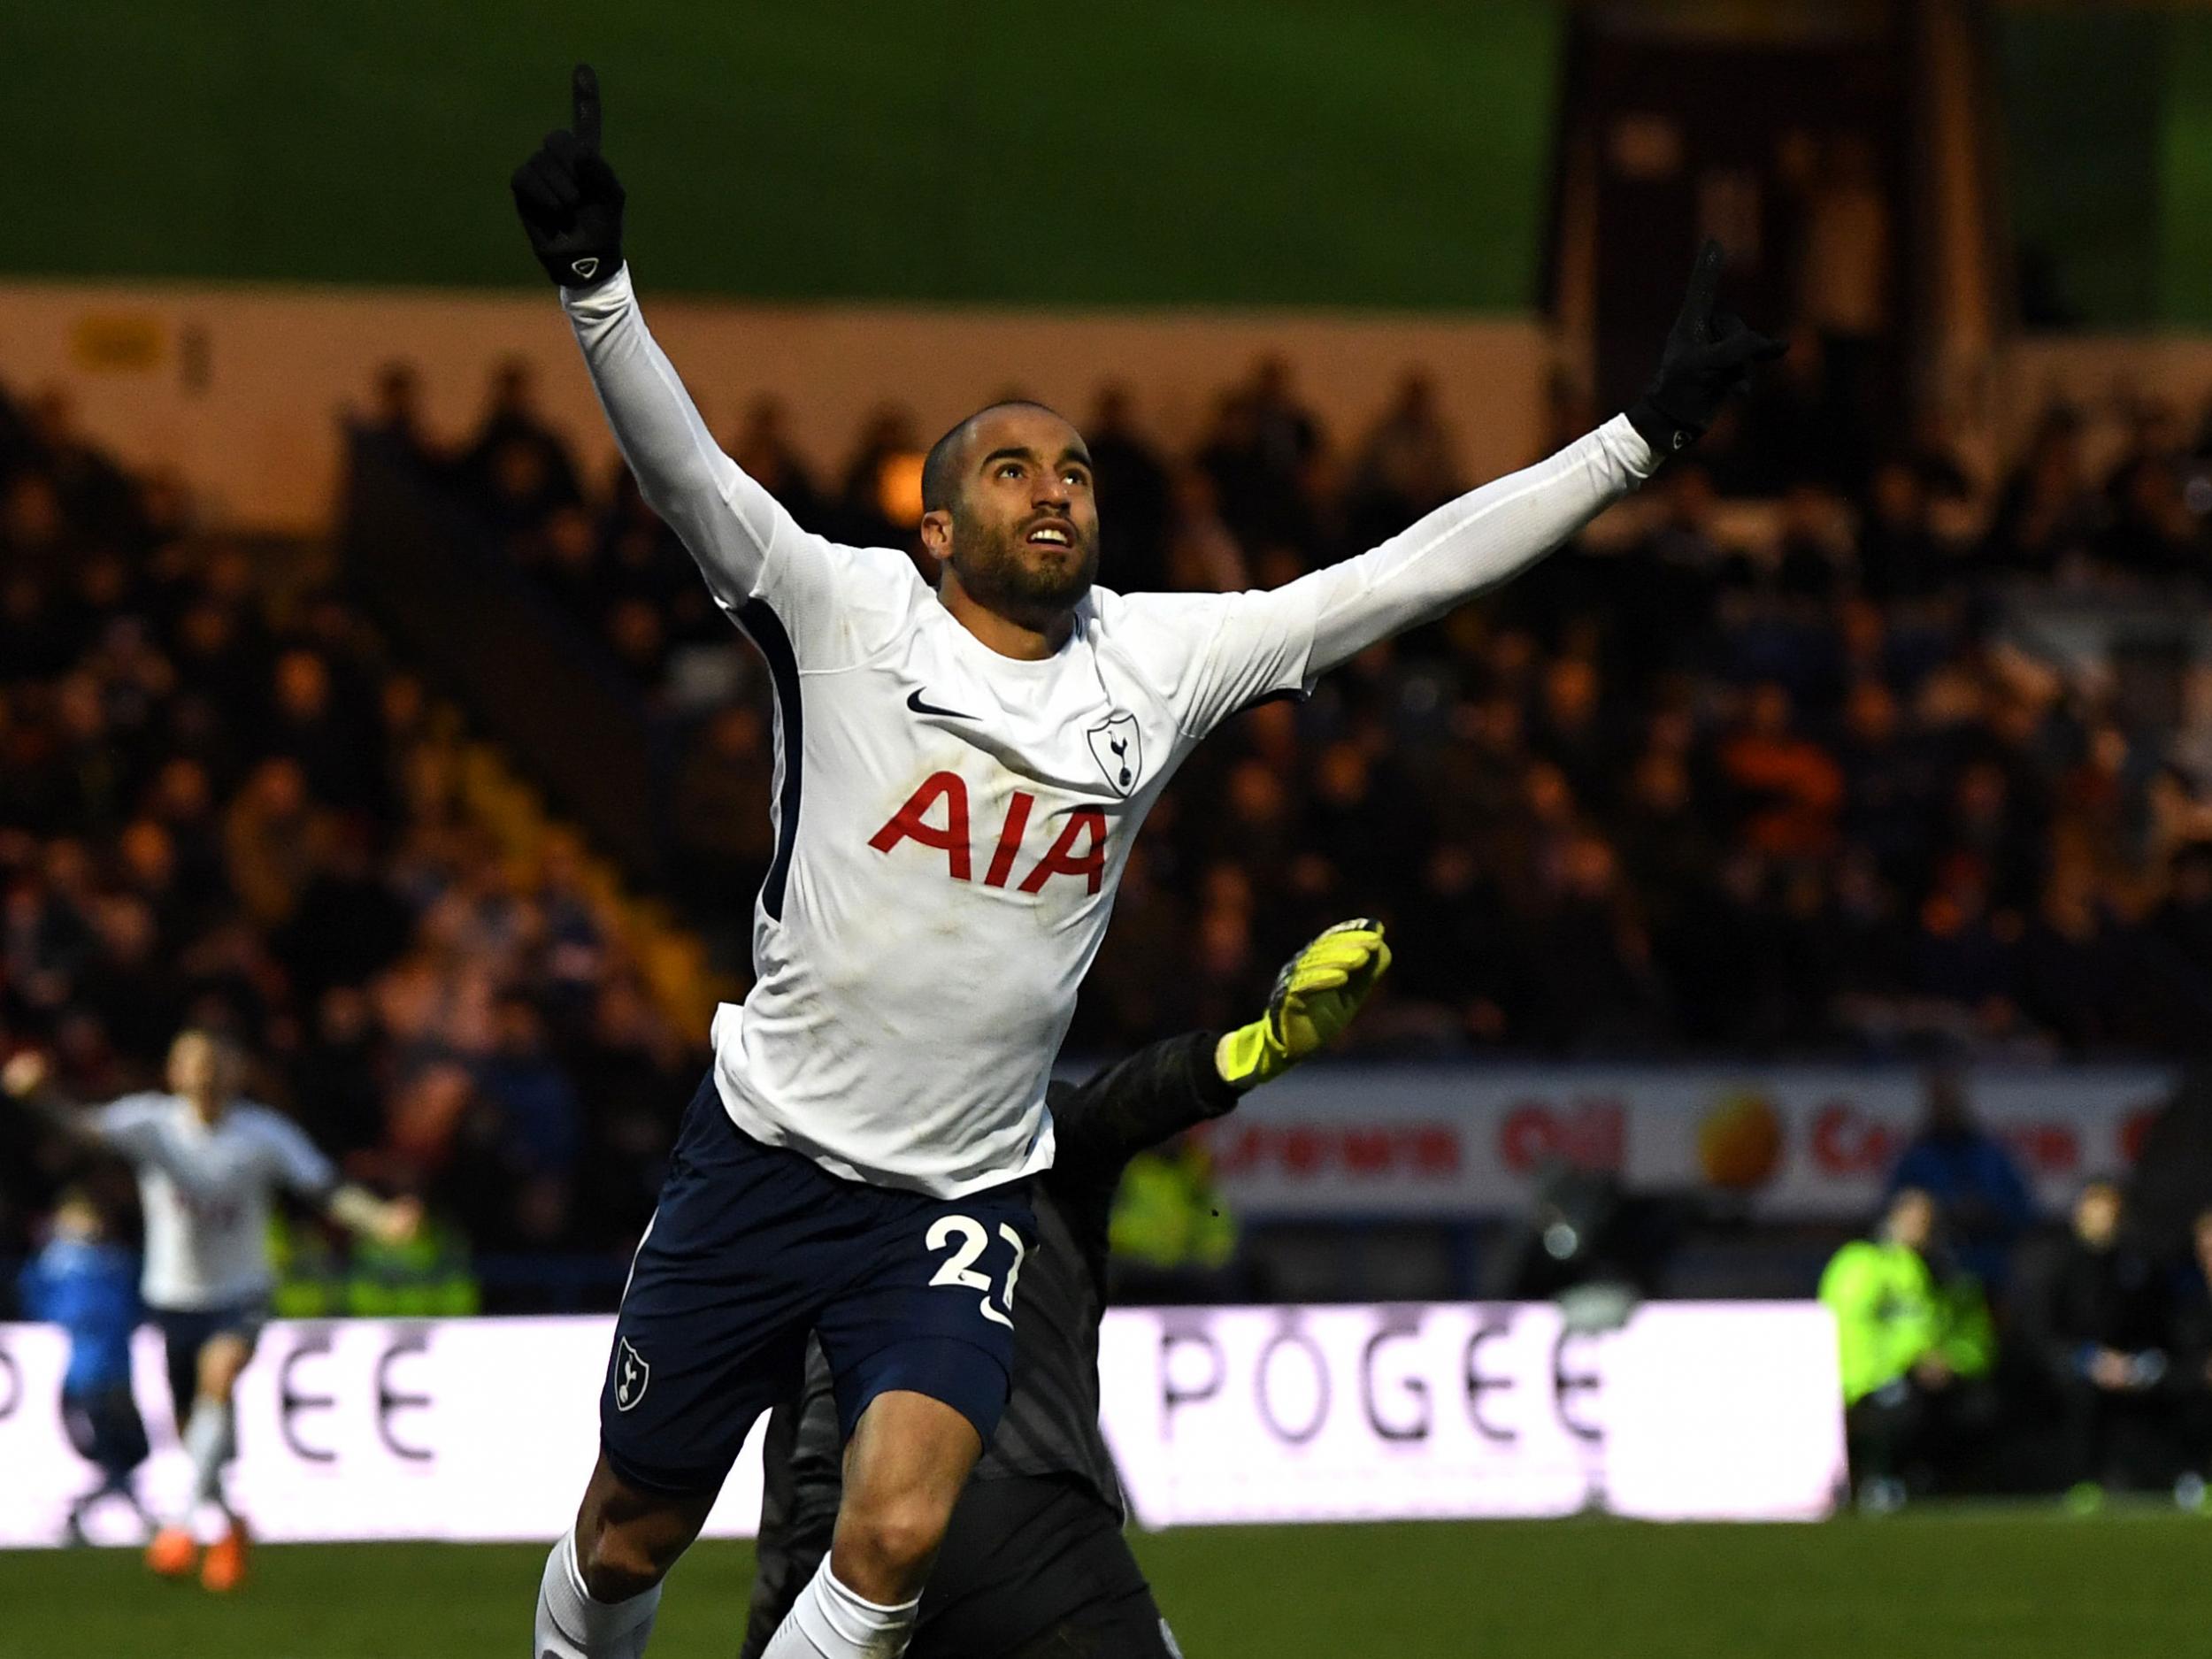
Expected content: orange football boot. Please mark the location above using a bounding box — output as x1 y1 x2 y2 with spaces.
145 1525 197 1578
201 1519 250 1592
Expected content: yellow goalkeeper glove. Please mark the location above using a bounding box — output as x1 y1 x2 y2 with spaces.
1215 918 1391 1090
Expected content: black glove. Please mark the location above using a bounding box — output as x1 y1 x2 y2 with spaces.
511 64 626 290
1625 238 1784 457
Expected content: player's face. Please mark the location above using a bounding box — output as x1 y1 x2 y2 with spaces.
1889 1189 1934 1251
941 408 1099 616
2075 1183 2121 1248
167 1031 237 1102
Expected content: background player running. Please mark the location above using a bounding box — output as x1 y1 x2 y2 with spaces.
511 65 1775 1659
741 920 1389 1659
3 1031 419 1591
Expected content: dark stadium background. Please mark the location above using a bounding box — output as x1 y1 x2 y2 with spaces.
8 4 2212 1653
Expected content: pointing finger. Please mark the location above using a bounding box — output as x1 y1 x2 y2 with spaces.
1677 237 1724 343
572 63 602 153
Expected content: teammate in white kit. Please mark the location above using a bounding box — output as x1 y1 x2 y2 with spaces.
4 1032 419 1591
511 65 1778 1659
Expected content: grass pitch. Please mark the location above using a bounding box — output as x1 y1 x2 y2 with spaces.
1 1509 2206 1657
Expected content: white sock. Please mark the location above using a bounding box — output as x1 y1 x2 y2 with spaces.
534 1526 662 1659
757 1559 918 1659
173 1396 234 1522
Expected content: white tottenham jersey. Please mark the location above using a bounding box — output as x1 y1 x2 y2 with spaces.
564 266 1655 1198
91 1094 335 1310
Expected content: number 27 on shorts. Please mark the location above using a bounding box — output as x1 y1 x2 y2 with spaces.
926 1215 1025 1327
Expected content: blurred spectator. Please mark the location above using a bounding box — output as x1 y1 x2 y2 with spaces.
223 758 326 927
1248 355 1319 485
1856 457 1943 601
1086 383 1171 593
1724 326 1861 494
2015 861 2135 1052
289 985 387 1162
1108 1133 1239 1304
279 819 411 1002
1820 1187 1997 1508
1347 371 1461 549
1985 410 2098 575
833 403 923 549
265 648 381 813
23 388 142 544
480 995 581 1184
2128 1069 2212 1256
457 357 582 537
1884 1069 2035 1286
2022 1179 2180 1498
727 396 824 533
363 359 443 472
17 1190 150 1543
1717 683 1844 859
2101 449 2200 578
670 705 778 936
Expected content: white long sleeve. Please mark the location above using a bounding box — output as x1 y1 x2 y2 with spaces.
559 265 790 611
1291 415 1655 675
560 267 917 674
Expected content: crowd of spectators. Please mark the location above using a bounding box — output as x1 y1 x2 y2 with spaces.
1821 1074 2212 1506
17 322 2212 1312
0 377 703 1288
398 338 2212 1062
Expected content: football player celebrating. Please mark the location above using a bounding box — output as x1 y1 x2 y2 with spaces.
4 1032 419 1590
511 65 1774 1659
741 921 1389 1659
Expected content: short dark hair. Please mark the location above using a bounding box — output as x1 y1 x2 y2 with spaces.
920 400 1070 514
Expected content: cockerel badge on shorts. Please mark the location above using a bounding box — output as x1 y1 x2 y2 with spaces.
1086 712 1141 797
614 1338 650 1411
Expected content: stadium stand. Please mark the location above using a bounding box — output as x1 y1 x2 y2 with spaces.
380 347 2212 1066
0 377 713 1299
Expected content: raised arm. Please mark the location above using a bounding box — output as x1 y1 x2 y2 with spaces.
1055 920 1392 1179
1049 1031 1241 1179
1281 241 1779 677
1 1051 102 1150
1294 416 1655 674
238 1103 422 1244
321 1175 422 1247
511 65 800 611
4 1056 200 1176
561 272 800 611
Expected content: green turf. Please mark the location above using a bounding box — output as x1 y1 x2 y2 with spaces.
3 1510 2208 1659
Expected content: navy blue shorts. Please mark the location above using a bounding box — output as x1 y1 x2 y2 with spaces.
63 1383 150 1479
150 1299 268 1426
600 1075 1036 1494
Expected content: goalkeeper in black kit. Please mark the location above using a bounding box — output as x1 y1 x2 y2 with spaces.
739 921 1391 1659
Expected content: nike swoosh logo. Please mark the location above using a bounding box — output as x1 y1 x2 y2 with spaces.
906 687 972 720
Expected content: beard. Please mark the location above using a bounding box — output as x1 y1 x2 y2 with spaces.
950 518 1098 616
